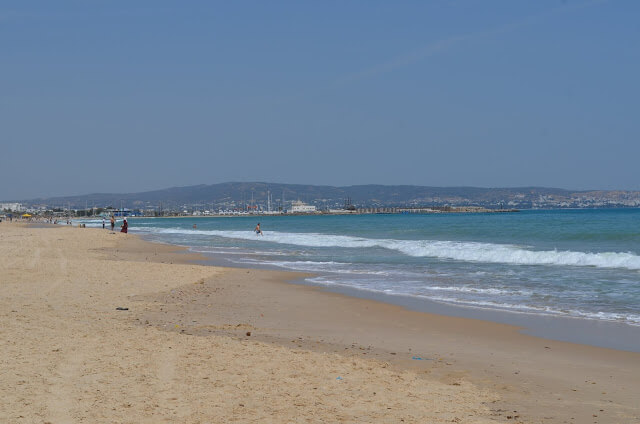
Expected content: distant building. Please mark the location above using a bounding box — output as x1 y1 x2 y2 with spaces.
0 203 23 212
290 200 316 213
113 208 132 217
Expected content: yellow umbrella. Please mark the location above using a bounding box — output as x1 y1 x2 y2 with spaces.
22 213 32 217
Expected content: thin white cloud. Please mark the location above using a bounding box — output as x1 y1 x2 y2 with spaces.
336 0 609 86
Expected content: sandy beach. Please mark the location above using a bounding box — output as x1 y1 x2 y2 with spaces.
1 223 639 423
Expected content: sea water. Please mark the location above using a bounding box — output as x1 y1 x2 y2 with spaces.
80 209 640 334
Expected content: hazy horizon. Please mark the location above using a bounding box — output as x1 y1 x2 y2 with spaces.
2 1 639 200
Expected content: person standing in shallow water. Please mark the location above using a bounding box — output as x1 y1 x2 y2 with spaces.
254 223 262 236
110 215 115 231
120 217 128 233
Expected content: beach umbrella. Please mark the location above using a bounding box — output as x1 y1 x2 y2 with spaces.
22 213 32 217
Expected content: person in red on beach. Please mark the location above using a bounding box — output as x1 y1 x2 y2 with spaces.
120 217 128 233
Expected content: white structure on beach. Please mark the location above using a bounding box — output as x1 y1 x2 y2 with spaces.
290 200 316 213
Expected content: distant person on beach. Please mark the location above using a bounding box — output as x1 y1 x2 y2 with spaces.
254 223 262 236
110 215 115 231
120 217 128 233
102 218 105 229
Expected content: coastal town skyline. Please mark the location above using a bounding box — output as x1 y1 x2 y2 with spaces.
2 1 640 200
3 181 640 217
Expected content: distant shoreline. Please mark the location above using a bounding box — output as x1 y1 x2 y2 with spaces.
5 182 640 213
54 206 521 220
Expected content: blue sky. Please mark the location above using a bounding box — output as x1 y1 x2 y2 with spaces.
1 0 639 200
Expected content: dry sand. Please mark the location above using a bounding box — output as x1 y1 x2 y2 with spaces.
1 223 638 423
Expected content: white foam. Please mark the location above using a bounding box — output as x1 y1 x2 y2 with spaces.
422 296 640 326
424 285 533 296
304 276 640 325
147 227 640 270
245 259 399 275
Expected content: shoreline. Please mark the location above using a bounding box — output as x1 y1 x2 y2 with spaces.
130 231 640 423
143 250 640 423
4 223 639 423
97 211 640 348
299 281 640 353
190 248 640 353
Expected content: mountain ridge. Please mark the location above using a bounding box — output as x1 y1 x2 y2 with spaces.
9 182 639 210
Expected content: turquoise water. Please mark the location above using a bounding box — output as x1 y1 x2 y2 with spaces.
82 209 640 326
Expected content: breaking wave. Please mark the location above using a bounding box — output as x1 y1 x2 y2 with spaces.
146 228 640 270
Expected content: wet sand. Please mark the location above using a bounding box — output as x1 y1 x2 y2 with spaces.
1 223 638 423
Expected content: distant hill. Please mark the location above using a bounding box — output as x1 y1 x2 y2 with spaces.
15 182 640 211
